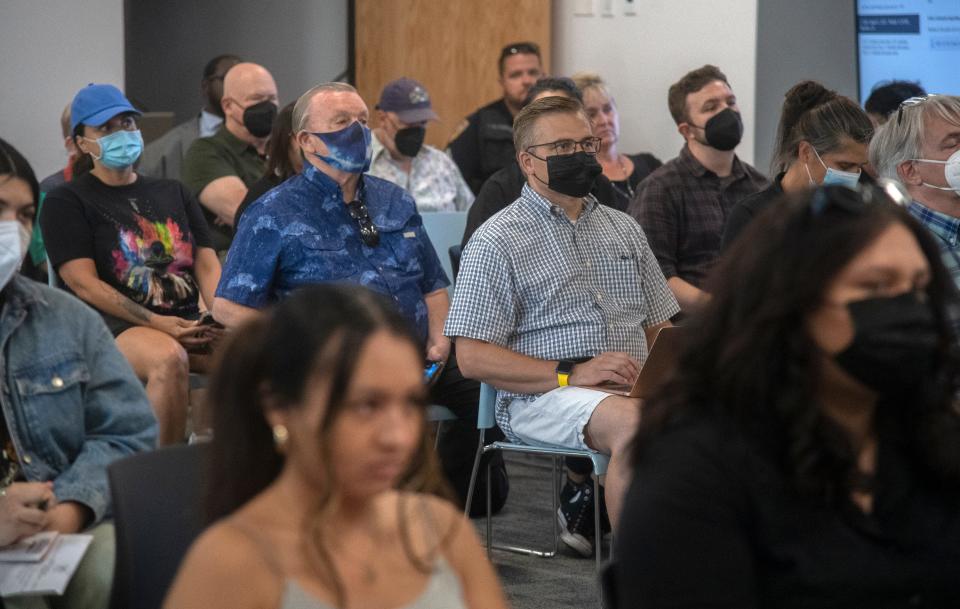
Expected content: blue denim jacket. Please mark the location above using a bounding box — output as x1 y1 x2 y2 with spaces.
0 275 157 524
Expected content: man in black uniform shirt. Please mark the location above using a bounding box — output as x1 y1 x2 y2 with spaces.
448 41 542 194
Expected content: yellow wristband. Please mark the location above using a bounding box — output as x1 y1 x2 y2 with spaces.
557 372 570 387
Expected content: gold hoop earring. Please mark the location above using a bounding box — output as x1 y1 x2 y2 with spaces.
272 424 289 451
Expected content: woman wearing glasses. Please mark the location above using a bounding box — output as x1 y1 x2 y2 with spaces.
164 284 507 609
722 80 873 249
616 185 960 608
572 73 661 211
40 84 223 445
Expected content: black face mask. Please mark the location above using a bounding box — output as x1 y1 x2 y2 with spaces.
533 151 602 198
243 101 277 138
394 126 426 157
834 292 940 398
693 107 743 151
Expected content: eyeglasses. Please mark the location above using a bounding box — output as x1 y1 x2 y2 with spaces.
526 137 602 158
345 199 380 247
501 42 540 58
896 95 937 126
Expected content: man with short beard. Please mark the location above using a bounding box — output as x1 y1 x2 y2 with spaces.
629 65 768 313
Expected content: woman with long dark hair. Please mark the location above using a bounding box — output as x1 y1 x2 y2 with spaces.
616 185 960 607
164 284 507 609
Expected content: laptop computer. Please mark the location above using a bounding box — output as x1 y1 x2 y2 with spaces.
575 326 687 398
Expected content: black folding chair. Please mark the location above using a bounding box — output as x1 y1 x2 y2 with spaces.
108 444 208 609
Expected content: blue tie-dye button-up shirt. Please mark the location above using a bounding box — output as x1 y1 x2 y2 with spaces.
217 163 449 339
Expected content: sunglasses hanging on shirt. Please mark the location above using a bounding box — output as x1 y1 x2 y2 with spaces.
346 194 380 248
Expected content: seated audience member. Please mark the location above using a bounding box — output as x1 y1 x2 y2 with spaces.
234 102 301 225
449 42 542 193
139 54 242 181
572 72 662 210
215 82 509 516
41 84 222 446
39 105 79 194
629 65 768 313
369 77 473 212
870 95 960 291
447 97 679 556
182 62 278 252
0 137 157 609
22 105 78 283
462 77 623 247
164 285 508 609
616 185 960 607
722 81 873 249
864 80 926 127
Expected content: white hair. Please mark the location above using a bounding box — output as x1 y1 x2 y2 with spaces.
292 82 358 132
869 95 960 181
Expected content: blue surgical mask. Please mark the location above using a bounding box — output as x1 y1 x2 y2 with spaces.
807 146 860 189
86 129 144 169
308 121 372 174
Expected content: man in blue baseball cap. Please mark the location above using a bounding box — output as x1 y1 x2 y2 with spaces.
368 77 473 213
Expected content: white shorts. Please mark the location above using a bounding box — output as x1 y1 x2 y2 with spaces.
506 386 610 451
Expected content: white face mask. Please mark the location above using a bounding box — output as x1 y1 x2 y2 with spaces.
0 221 30 289
911 149 960 192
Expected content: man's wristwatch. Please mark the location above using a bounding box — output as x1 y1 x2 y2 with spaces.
556 360 576 387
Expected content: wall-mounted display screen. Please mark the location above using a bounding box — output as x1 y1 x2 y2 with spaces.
858 0 960 103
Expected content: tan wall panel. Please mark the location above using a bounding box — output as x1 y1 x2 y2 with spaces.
355 0 551 149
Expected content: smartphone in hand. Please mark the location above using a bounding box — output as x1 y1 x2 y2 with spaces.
424 361 444 385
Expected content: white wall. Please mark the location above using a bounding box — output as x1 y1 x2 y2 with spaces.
552 0 759 166
0 0 125 180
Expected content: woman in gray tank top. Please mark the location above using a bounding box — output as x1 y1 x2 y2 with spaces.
164 285 509 609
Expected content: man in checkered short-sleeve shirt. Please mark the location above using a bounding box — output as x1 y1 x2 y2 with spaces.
445 96 679 556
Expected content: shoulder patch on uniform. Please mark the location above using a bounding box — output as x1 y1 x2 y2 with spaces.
446 119 470 147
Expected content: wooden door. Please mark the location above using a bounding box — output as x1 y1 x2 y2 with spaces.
354 0 552 148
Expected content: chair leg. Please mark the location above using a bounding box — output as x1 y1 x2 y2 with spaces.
485 457 493 557
552 456 560 555
594 475 602 571
434 421 442 450
463 429 487 518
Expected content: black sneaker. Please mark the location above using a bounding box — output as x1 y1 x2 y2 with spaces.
557 478 596 557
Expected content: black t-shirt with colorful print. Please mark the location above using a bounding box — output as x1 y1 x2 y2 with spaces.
41 172 213 318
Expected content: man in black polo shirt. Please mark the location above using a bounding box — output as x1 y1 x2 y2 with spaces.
182 62 278 252
448 42 542 194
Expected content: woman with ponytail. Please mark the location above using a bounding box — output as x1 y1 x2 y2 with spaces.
722 81 874 249
164 284 507 609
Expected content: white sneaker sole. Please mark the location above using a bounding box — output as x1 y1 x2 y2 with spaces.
557 508 594 557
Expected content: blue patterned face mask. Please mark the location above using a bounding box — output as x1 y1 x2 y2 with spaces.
308 121 372 173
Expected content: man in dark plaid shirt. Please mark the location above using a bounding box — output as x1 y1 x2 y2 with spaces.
629 65 768 312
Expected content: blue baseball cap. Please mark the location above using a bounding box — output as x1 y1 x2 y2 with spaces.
70 84 141 132
376 77 438 124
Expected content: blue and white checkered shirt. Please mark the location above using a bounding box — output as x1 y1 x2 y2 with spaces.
908 200 960 290
445 184 679 439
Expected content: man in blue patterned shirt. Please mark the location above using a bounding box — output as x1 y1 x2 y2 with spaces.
869 94 960 289
446 96 679 555
213 82 510 516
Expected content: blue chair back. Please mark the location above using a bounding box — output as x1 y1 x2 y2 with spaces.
478 382 497 430
420 212 467 289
